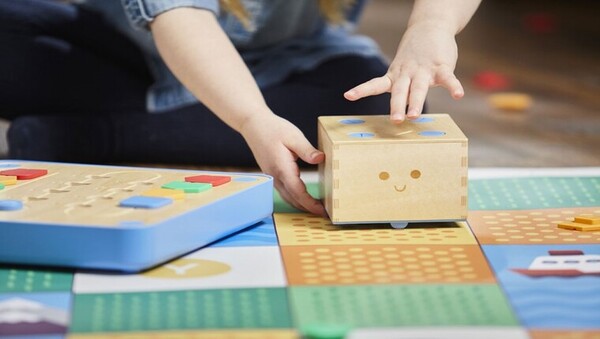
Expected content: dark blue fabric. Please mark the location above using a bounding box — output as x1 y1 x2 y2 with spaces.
2 0 392 166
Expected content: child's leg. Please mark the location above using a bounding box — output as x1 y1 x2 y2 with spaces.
0 0 150 117
8 55 392 166
106 55 392 166
3 0 152 162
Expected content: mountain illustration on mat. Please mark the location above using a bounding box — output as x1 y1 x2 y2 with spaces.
511 250 600 277
0 297 68 336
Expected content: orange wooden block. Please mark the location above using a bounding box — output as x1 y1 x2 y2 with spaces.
0 175 17 186
489 93 532 111
557 222 600 232
574 216 600 225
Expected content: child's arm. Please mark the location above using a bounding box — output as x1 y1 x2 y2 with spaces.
151 8 326 215
344 0 481 123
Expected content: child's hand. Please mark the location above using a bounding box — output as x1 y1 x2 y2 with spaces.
344 22 465 123
240 114 327 216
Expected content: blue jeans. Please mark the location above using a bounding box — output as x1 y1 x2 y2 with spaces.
1 0 392 166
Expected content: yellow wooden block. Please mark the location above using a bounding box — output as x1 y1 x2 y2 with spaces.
318 114 468 224
557 221 600 232
489 92 533 111
574 215 600 225
142 188 185 200
0 175 17 186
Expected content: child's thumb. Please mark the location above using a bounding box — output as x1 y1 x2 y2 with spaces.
296 144 325 165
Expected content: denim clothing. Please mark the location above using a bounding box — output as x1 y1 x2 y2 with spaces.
1 0 393 165
82 0 384 112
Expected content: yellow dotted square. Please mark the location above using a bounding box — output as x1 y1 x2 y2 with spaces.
274 213 477 245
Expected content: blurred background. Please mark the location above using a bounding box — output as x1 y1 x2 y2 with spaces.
359 0 600 167
0 0 598 167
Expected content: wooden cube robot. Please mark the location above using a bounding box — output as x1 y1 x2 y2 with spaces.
318 114 468 228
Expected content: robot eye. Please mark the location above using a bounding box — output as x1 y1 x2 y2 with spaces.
379 171 390 181
411 170 421 179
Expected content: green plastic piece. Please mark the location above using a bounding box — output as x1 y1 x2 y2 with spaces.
274 182 320 213
289 284 518 327
0 268 73 292
301 323 351 339
71 288 292 333
162 181 211 193
469 177 600 210
0 183 4 190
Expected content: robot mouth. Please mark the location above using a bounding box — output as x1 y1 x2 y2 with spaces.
394 185 407 192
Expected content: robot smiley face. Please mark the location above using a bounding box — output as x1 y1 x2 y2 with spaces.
378 169 422 192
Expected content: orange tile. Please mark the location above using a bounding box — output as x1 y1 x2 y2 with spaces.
529 330 600 339
468 207 600 244
281 244 496 286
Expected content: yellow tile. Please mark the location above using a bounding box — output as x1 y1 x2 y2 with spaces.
274 213 477 245
0 175 17 185
141 188 185 200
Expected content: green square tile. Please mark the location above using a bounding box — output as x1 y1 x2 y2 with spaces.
71 288 292 333
162 181 211 193
0 268 73 292
289 284 518 327
469 177 600 210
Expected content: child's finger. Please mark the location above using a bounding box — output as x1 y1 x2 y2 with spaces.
436 68 464 99
389 76 411 123
280 173 326 216
406 73 430 118
275 180 305 212
344 76 391 101
286 132 325 166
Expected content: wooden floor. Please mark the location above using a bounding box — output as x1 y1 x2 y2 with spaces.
1 0 598 167
359 0 600 167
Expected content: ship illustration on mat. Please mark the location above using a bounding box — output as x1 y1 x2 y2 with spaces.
511 250 600 277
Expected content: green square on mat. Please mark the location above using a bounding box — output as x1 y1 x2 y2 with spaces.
70 287 292 333
162 181 211 193
288 284 518 327
0 268 73 293
469 177 600 210
0 183 4 190
274 182 320 213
